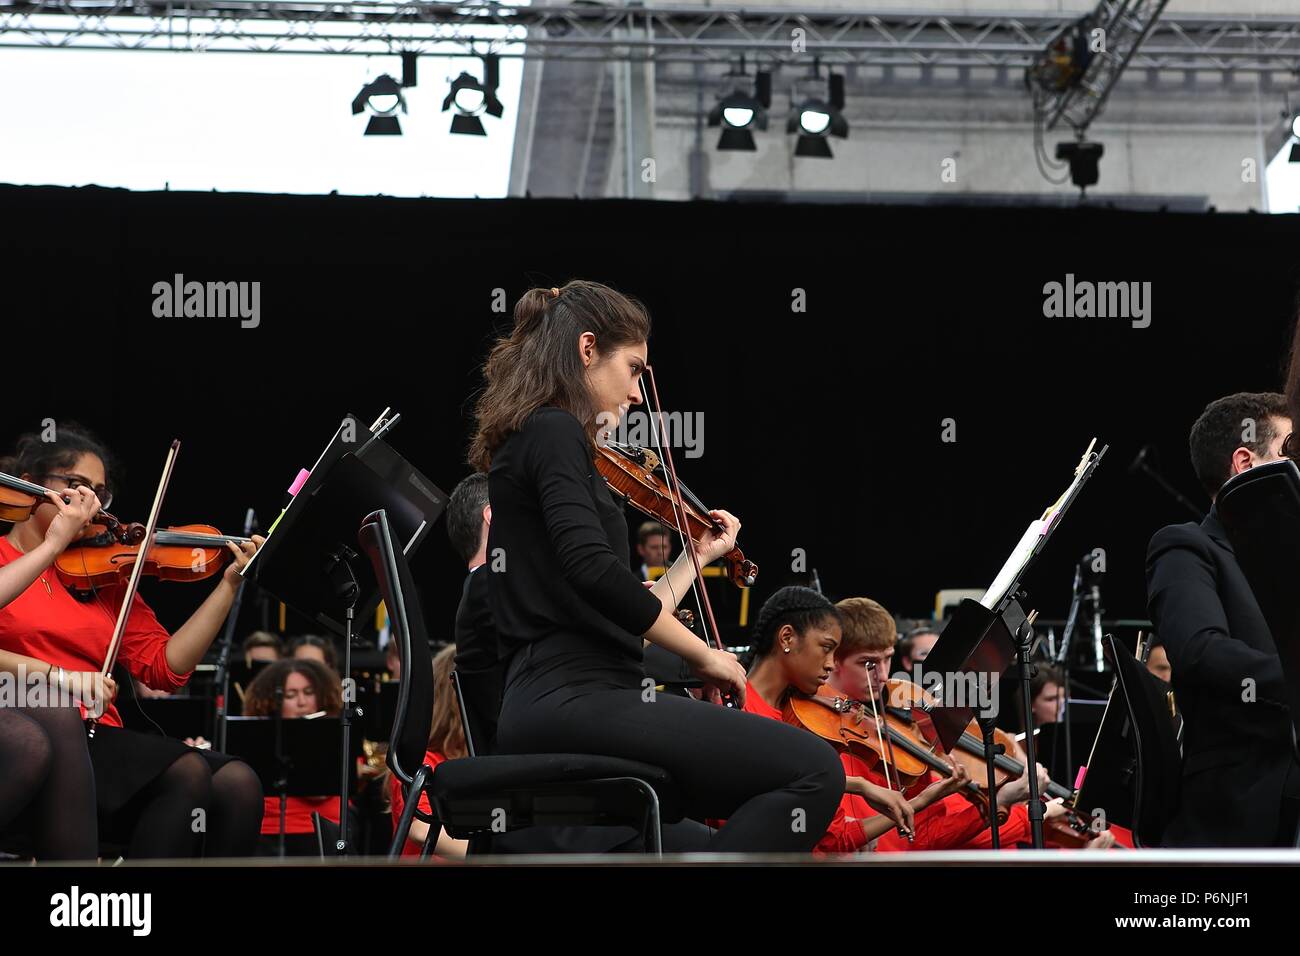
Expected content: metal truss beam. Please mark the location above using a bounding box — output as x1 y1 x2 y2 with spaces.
1 1 1298 74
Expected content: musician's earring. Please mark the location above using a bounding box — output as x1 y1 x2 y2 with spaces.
783 644 791 654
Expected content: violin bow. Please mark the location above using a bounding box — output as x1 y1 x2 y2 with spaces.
87 440 181 738
863 662 914 841
642 365 737 708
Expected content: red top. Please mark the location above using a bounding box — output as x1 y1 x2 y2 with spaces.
815 751 990 854
0 537 188 727
741 683 893 853
260 795 342 836
388 750 448 857
741 681 782 720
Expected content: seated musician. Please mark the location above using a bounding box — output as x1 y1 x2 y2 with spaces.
0 424 264 859
242 630 284 667
387 644 468 859
742 586 969 851
1147 390 1299 847
827 597 1058 851
288 633 339 672
244 657 347 856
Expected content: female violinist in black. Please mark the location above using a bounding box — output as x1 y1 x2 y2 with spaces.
470 281 844 852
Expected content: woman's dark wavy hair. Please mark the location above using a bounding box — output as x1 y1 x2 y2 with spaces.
243 658 343 718
0 422 118 531
468 280 652 472
750 586 841 660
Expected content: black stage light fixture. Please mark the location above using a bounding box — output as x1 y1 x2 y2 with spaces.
1055 140 1104 191
442 54 504 136
707 66 772 151
351 55 418 137
351 73 405 135
787 70 848 158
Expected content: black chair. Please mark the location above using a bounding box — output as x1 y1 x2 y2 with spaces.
356 510 440 860
356 509 680 859
1107 635 1183 847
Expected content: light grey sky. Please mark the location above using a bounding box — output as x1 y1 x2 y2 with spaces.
0 46 522 197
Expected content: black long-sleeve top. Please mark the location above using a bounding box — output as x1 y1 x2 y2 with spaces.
486 406 664 662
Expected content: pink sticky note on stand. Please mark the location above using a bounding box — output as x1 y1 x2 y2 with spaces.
287 468 311 497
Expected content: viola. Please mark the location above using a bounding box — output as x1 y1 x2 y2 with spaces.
595 441 757 588
55 524 253 592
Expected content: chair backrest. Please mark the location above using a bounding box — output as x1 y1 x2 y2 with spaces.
450 670 480 757
1218 459 1300 759
357 509 434 788
1110 637 1183 846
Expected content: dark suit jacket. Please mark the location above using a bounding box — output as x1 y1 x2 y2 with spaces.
1146 510 1298 846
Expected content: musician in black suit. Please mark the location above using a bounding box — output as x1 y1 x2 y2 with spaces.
1147 391 1299 846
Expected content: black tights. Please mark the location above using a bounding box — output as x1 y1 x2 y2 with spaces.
0 706 97 860
110 754 263 859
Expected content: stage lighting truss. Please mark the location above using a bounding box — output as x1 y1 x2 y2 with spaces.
3 2 1298 77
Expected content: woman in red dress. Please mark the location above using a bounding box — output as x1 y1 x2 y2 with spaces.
0 424 265 858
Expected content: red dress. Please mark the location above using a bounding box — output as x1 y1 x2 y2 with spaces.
0 537 187 727
388 750 448 856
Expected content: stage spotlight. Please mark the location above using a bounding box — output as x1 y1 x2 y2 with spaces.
351 74 406 135
1055 140 1104 192
1292 112 1300 138
442 54 504 136
707 67 771 151
351 57 416 136
787 70 848 158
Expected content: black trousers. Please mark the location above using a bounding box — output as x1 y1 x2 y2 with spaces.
497 640 844 853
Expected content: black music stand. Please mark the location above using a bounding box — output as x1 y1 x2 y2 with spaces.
241 412 446 855
920 443 1107 849
135 696 214 742
225 715 356 858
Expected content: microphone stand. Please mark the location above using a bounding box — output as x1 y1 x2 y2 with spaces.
1054 563 1084 790
1131 447 1202 520
215 508 257 753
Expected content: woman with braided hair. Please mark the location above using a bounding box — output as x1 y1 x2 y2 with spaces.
743 586 969 852
472 279 844 853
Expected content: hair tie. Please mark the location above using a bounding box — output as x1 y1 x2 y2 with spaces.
549 287 560 299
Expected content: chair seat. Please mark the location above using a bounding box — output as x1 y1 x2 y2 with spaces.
431 753 672 794
428 754 682 833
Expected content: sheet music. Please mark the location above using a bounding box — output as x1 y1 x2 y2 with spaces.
978 439 1097 609
979 519 1046 609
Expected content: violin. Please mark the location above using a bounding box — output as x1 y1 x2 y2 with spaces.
0 469 128 538
595 441 757 588
783 683 1002 823
878 678 1106 845
55 524 253 592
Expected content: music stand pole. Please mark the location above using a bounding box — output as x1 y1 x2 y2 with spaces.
977 716 1002 849
1016 612 1046 848
273 685 287 859
336 599 357 857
